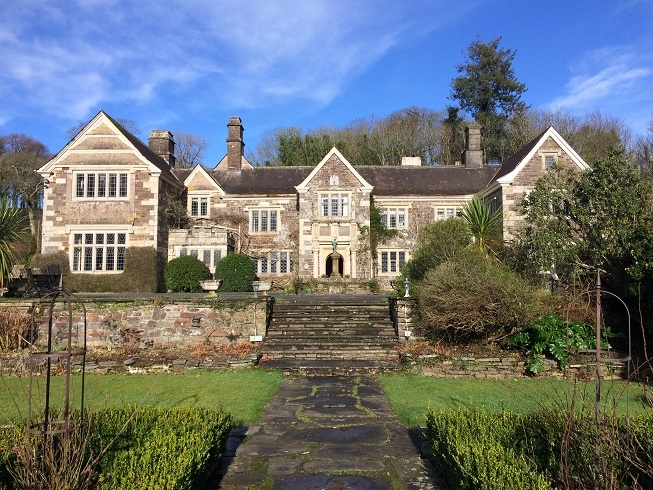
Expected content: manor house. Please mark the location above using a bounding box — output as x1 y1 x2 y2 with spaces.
38 111 588 289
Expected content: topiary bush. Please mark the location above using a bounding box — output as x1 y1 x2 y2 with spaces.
214 253 256 292
164 255 210 293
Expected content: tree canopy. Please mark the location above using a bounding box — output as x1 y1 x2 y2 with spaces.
450 36 528 163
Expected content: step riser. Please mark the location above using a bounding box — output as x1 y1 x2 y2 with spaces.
263 298 398 363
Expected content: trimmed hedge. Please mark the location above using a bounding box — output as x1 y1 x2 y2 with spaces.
1 407 232 490
97 407 232 489
163 255 210 293
427 408 552 490
214 253 256 292
30 247 159 293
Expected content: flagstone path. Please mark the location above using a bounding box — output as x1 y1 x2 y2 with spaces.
211 376 447 489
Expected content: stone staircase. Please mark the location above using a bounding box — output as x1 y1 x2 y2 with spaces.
259 295 401 375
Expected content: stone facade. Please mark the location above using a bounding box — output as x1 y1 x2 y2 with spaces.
39 113 589 290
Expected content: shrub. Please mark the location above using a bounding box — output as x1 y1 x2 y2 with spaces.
97 407 232 490
214 253 256 292
402 219 470 283
427 407 552 490
509 314 613 374
164 255 210 293
0 309 33 351
31 248 159 293
418 249 537 341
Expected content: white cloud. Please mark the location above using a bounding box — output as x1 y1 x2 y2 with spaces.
0 0 451 123
549 47 651 111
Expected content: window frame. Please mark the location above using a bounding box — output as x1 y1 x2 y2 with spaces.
250 208 279 233
435 206 460 221
73 172 129 200
70 230 128 273
254 250 295 275
189 195 210 218
380 207 407 229
319 193 350 218
378 250 408 275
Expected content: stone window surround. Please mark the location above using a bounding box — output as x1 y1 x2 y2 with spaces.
189 195 210 218
378 249 408 275
177 246 226 273
73 171 129 200
69 226 129 273
539 149 561 169
380 207 407 229
254 250 295 275
249 208 280 233
434 206 460 221
319 192 350 218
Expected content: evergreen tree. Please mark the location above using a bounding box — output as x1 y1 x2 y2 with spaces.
450 36 528 163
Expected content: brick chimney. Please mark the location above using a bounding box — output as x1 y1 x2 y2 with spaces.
148 130 176 167
226 116 244 171
461 123 483 168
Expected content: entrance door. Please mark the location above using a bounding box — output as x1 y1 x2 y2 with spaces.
325 254 344 277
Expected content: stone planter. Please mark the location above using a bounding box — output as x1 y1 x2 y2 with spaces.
200 279 222 296
252 280 272 297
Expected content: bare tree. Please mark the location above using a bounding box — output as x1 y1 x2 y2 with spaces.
174 131 209 169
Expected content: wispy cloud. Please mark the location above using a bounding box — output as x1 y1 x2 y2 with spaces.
0 0 450 124
548 47 651 111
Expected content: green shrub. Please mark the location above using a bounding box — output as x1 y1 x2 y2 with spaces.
31 247 159 293
400 219 470 286
509 314 613 374
164 255 210 293
418 249 537 341
427 408 552 490
97 407 232 490
214 253 256 292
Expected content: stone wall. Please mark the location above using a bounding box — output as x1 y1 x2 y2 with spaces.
417 354 628 380
0 298 270 351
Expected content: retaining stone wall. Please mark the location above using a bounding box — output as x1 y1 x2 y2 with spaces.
0 298 270 350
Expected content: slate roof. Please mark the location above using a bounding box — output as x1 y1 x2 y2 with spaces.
490 127 549 183
173 164 500 196
102 111 182 187
357 165 499 196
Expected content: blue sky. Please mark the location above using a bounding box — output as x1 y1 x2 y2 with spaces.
1 0 652 164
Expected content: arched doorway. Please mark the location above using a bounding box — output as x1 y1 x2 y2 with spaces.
325 253 344 277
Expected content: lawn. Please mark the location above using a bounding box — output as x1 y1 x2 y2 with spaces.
0 368 283 426
380 372 652 426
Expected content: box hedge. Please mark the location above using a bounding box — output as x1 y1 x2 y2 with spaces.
214 253 256 292
163 255 210 293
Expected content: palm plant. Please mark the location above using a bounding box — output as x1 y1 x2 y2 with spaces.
0 199 25 289
460 196 502 253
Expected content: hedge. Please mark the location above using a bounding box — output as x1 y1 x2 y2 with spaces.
214 253 256 292
1 407 232 490
30 247 159 293
426 407 552 490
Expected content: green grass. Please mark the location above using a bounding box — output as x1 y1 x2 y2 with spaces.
0 369 283 425
380 372 652 426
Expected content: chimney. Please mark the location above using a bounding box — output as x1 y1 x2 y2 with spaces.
461 123 483 168
226 116 244 171
148 130 176 167
401 156 422 166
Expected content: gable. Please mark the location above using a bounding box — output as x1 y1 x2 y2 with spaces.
494 127 588 186
295 148 372 192
38 110 182 189
184 165 225 194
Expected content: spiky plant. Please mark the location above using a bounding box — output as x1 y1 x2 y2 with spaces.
460 196 502 253
0 200 25 289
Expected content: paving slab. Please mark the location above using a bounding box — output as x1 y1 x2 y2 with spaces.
212 376 447 490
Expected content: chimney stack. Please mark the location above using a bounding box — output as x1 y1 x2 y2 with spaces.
226 116 244 172
461 123 483 168
148 130 176 167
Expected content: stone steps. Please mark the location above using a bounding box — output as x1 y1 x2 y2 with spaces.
261 296 399 368
257 359 401 375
